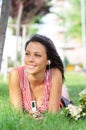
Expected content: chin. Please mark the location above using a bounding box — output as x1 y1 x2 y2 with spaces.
26 69 37 74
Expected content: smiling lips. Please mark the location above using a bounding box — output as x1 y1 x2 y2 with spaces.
27 65 36 69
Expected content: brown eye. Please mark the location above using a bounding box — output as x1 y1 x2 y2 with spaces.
25 52 30 56
25 52 28 55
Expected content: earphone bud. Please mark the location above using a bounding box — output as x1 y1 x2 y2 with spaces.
48 60 51 65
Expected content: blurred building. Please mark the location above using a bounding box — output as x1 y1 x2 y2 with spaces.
37 0 85 70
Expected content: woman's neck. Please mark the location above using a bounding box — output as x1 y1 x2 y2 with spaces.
27 70 45 87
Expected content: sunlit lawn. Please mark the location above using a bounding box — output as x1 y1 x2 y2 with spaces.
0 71 86 130
64 71 86 104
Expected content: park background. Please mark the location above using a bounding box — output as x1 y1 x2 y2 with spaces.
0 0 86 130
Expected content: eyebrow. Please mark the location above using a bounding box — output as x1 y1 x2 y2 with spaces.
25 50 43 54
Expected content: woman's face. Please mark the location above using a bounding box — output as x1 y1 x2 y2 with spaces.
24 41 48 75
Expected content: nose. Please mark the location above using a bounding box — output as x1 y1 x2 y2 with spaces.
28 54 34 62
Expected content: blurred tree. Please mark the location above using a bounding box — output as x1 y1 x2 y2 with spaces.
65 0 86 41
56 0 85 41
8 57 14 68
0 0 11 70
10 0 50 24
10 0 51 66
0 0 51 69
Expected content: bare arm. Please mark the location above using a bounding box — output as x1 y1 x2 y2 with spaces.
48 68 62 114
9 68 23 110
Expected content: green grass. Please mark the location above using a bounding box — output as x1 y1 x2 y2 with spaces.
64 71 86 104
0 71 86 130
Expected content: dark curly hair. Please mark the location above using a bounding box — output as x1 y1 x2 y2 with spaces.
25 34 65 81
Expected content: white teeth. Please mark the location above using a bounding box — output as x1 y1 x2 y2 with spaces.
28 65 35 69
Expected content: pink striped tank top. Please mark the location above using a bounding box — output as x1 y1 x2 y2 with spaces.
16 66 52 113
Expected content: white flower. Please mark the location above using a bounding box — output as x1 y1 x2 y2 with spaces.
63 89 86 120
66 104 83 120
82 112 86 116
79 89 86 97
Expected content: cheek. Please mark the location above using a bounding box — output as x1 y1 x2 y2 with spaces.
24 57 28 64
39 59 47 67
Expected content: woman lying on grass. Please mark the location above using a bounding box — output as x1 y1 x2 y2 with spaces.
9 34 71 119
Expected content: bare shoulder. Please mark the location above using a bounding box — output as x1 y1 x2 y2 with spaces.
52 68 62 79
9 68 18 78
51 68 62 85
9 68 19 84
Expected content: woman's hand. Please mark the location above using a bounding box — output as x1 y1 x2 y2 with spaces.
29 110 43 120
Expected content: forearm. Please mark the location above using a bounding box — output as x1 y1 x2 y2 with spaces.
10 96 23 111
48 101 60 114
